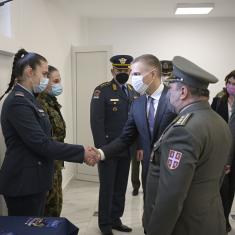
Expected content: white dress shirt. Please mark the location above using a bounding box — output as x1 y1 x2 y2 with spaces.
146 83 164 117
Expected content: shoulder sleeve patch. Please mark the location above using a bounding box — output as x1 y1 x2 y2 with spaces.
93 89 101 99
174 113 192 126
216 90 226 98
15 91 25 97
167 150 182 170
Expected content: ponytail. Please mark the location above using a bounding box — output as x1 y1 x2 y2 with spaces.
0 48 47 101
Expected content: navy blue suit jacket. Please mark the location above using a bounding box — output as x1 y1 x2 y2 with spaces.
101 86 176 176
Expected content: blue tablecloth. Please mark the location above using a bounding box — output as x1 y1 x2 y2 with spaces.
0 216 79 235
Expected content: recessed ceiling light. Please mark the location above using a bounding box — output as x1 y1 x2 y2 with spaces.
175 3 214 15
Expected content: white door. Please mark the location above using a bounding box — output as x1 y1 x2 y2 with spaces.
0 51 14 215
72 46 112 182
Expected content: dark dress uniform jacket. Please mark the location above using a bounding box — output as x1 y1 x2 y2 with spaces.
101 86 176 177
0 84 84 197
145 101 232 235
90 79 137 155
228 101 235 189
211 90 229 122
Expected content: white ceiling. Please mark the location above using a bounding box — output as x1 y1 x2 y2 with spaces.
59 0 235 18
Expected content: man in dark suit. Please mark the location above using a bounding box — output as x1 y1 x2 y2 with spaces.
90 55 138 235
130 59 174 197
97 54 176 195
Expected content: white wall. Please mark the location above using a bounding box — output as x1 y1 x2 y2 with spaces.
0 0 82 189
83 17 235 100
1 1 235 191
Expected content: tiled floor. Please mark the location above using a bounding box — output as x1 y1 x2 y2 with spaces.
61 180 144 235
61 179 235 235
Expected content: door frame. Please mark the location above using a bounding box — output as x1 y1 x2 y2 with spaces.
0 49 14 215
71 45 112 181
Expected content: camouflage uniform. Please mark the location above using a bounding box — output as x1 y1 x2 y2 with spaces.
37 92 66 217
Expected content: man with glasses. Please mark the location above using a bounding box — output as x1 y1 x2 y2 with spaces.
144 56 232 235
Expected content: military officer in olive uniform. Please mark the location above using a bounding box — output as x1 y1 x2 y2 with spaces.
90 55 138 235
144 56 232 235
37 65 65 217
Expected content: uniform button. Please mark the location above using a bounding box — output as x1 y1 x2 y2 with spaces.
38 161 42 166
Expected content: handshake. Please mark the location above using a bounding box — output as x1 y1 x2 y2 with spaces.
84 146 102 166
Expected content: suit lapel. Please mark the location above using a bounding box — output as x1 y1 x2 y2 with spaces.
152 86 168 144
140 95 152 141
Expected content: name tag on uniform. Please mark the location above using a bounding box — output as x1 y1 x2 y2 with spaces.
110 99 119 102
38 109 45 116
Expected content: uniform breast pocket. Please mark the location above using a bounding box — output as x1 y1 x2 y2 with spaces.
107 100 120 113
38 110 47 119
35 109 51 133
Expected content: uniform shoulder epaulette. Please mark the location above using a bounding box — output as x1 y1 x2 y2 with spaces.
99 81 111 88
93 82 110 99
127 83 133 91
14 91 25 97
215 90 226 98
173 113 192 127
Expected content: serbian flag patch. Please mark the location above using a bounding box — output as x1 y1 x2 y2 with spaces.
167 150 182 170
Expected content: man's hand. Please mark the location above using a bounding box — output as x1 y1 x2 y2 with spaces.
84 146 101 166
136 149 144 161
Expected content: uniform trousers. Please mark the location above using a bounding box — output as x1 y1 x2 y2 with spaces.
98 156 130 233
4 191 47 216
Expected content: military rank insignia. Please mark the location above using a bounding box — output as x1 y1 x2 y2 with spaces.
15 91 24 97
93 90 101 99
167 150 182 170
119 57 127 64
174 113 192 126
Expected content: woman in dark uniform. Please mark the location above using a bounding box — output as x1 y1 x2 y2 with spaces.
0 49 97 216
211 70 235 233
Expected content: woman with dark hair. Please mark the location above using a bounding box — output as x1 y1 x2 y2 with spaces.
211 70 235 233
0 49 97 216
37 65 65 217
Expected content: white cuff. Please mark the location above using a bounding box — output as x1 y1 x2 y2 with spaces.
98 149 105 160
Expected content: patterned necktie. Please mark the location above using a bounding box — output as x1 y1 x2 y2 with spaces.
122 85 128 96
148 96 155 137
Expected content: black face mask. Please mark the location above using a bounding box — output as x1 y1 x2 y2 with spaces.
116 73 129 84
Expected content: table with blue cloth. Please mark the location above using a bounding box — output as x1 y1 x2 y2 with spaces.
0 216 79 235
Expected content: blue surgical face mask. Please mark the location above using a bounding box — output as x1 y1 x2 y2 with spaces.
49 83 63 96
131 69 156 95
33 77 49 93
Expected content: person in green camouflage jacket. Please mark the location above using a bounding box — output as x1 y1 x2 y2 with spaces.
37 65 66 217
